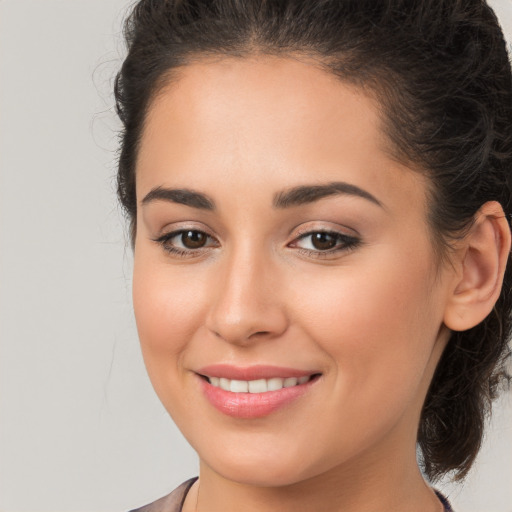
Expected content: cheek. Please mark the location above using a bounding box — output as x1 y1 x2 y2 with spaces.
294 252 441 401
132 251 208 387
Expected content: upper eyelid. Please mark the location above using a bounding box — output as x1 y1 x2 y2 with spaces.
290 230 359 245
291 224 360 240
157 227 210 237
295 228 349 237
154 223 216 239
155 228 218 243
290 218 360 235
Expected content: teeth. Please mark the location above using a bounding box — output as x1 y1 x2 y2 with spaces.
207 375 313 393
230 379 248 392
248 379 267 393
283 377 298 387
267 378 283 391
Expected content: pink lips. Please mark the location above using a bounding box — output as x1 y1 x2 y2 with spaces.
197 364 320 419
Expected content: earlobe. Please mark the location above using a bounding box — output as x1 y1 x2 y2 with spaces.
444 201 511 332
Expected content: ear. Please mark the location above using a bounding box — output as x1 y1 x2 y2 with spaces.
444 201 511 332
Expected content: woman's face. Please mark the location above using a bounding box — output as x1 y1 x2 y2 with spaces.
133 56 454 486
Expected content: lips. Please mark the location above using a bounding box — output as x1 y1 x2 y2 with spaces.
196 365 321 418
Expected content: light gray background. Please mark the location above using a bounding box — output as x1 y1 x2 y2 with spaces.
0 1 511 511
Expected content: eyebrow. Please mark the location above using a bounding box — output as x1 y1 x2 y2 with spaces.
273 182 383 209
141 181 383 211
141 186 216 210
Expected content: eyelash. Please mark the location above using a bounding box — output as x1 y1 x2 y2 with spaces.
291 230 361 258
153 229 219 258
153 228 361 259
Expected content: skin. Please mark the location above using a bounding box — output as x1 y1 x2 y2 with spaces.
133 55 470 512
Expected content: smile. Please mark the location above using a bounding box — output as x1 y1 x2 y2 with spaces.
196 366 322 418
203 375 314 393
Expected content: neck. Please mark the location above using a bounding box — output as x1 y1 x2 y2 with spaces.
187 442 442 512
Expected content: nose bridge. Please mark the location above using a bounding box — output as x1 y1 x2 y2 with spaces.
206 239 287 344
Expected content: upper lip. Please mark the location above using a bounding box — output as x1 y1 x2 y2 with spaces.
196 364 320 381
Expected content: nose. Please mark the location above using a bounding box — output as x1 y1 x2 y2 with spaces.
205 247 289 345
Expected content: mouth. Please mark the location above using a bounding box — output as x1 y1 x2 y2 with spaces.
195 365 322 418
198 373 321 393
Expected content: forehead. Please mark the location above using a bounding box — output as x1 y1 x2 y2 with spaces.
139 55 385 166
137 55 428 217
149 54 375 122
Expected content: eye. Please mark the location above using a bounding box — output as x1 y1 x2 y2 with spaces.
153 229 219 256
290 230 360 256
178 230 209 249
305 232 339 251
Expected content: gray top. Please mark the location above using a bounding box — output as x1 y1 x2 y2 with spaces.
129 478 198 512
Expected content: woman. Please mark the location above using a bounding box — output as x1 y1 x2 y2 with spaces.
114 1 512 511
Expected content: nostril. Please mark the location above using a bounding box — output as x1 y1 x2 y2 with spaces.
249 330 271 338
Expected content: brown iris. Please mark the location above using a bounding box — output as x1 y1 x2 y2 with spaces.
181 230 208 249
311 232 338 250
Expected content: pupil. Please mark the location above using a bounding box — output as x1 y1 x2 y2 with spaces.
182 231 206 249
312 232 336 250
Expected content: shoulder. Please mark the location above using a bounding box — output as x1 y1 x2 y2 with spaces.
129 477 198 512
434 489 455 512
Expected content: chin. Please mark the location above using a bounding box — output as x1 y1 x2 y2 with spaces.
211 461 310 488
196 437 327 488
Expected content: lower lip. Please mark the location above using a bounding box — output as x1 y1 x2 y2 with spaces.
198 376 319 419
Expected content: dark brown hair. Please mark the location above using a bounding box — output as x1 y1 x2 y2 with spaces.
114 0 512 482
